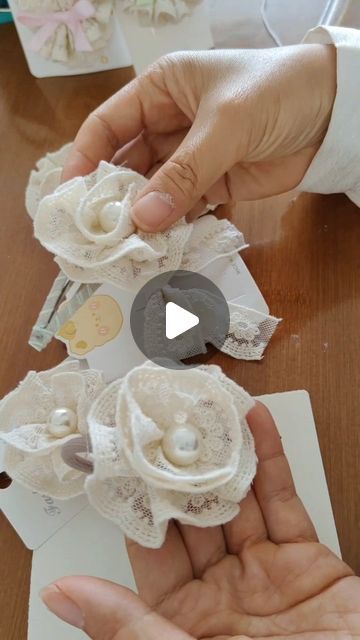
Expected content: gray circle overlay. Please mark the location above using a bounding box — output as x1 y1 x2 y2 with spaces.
130 270 230 370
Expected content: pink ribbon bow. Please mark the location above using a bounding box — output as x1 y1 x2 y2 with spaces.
17 0 96 53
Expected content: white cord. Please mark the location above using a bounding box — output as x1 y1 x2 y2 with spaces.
261 0 283 46
260 0 348 48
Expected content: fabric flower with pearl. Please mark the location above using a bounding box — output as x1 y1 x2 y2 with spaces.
33 161 195 290
0 361 105 497
85 361 257 548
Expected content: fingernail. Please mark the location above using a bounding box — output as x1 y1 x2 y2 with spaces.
40 584 85 629
132 191 175 229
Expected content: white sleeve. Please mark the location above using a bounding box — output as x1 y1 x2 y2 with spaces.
298 26 360 207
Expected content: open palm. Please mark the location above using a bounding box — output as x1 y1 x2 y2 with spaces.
43 404 360 639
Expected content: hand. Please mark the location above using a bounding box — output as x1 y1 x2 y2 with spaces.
62 45 336 231
41 402 360 639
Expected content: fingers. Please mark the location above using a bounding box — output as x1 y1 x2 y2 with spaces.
41 576 193 640
248 402 318 544
112 130 188 176
62 78 146 182
131 118 232 231
223 489 268 555
177 523 227 578
126 521 193 607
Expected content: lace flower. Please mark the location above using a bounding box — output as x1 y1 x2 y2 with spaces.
33 161 193 289
26 143 72 219
85 361 257 548
121 0 200 26
17 0 114 64
0 361 105 497
33 160 245 290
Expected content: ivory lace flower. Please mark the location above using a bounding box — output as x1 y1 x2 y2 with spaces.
0 361 105 497
26 143 72 219
85 361 257 547
33 160 245 290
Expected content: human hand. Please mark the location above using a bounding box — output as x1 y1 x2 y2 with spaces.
41 402 360 639
63 45 336 231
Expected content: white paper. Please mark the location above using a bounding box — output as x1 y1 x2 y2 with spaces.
28 390 340 640
0 482 88 550
200 254 269 314
8 2 131 78
116 3 213 74
258 391 341 557
29 507 136 640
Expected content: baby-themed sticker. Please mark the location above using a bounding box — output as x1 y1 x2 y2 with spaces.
57 294 123 357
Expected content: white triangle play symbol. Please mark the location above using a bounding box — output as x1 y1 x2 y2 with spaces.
165 302 199 340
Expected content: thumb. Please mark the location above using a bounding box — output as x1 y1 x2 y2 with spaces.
41 576 194 640
131 119 232 232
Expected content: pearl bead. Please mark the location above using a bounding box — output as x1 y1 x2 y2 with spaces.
48 407 77 439
162 424 201 466
98 201 123 233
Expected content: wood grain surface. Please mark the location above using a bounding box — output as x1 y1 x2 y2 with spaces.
0 21 359 640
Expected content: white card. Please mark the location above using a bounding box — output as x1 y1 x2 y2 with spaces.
115 2 213 74
8 1 131 78
199 254 269 314
29 506 136 640
56 253 270 382
258 391 341 557
0 482 88 550
28 391 340 640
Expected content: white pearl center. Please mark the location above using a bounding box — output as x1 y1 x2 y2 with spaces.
48 407 77 439
98 201 122 233
162 423 201 466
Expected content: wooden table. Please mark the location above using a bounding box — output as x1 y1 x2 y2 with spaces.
1 22 359 640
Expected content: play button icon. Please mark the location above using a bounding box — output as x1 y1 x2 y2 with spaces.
165 302 199 339
130 270 230 369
